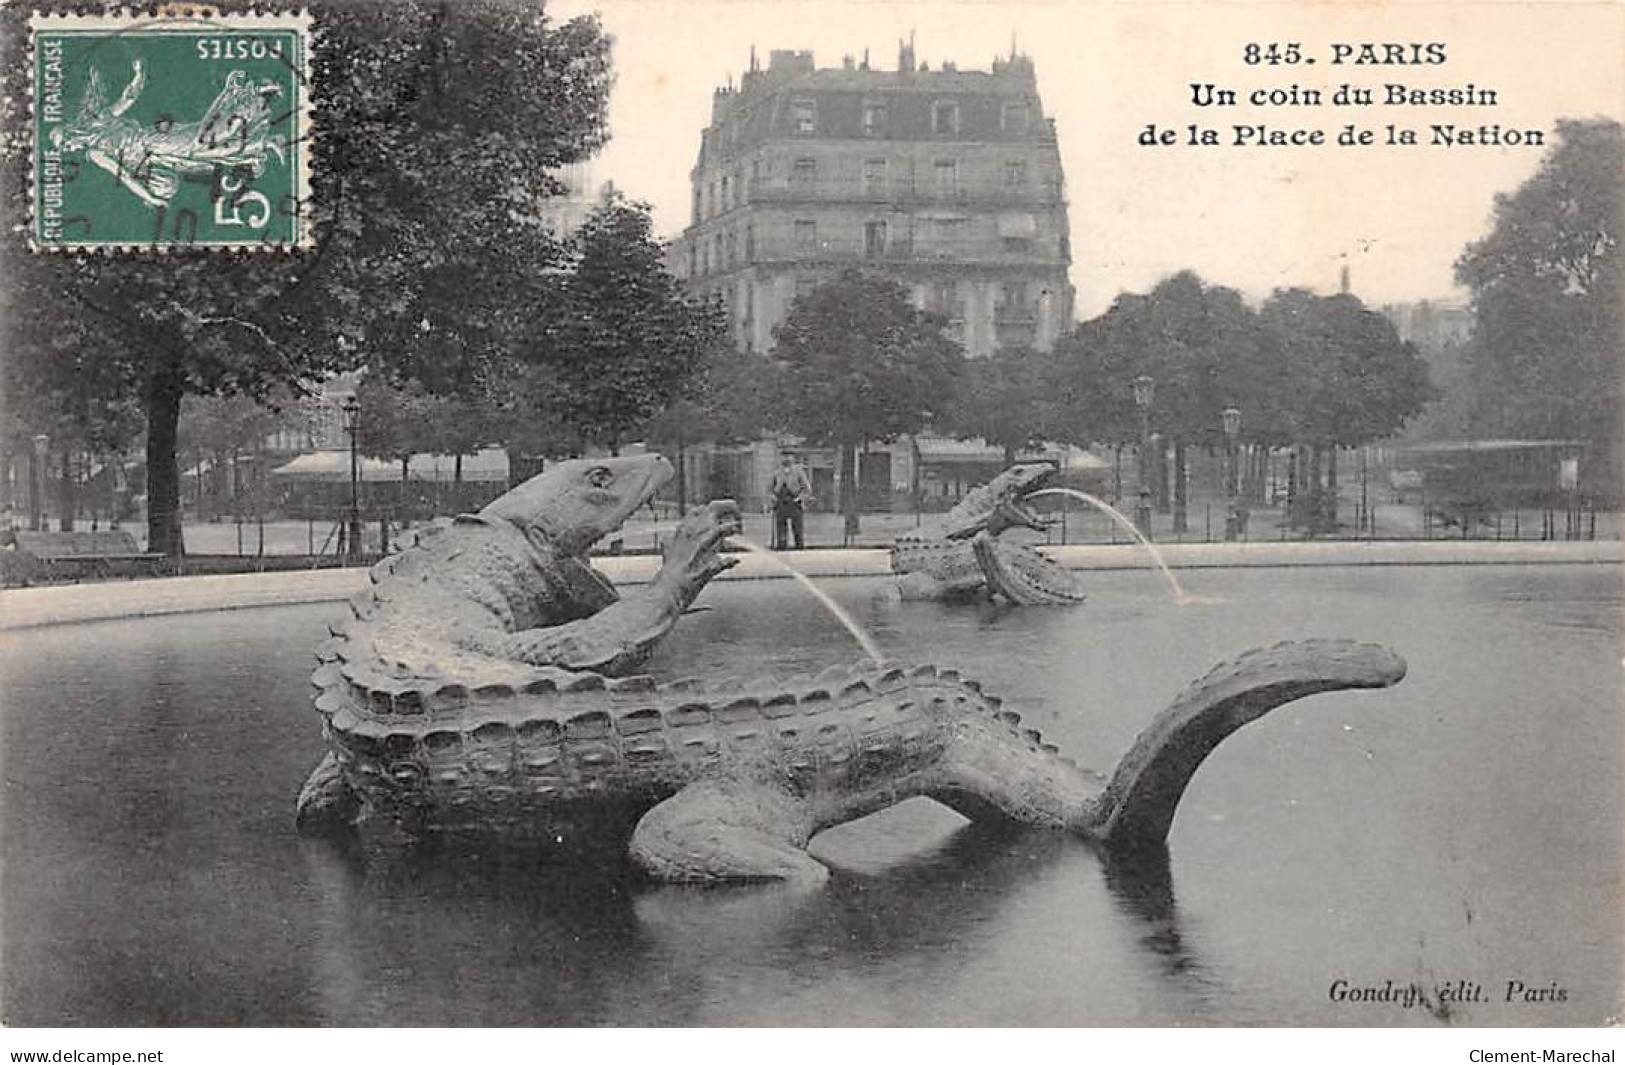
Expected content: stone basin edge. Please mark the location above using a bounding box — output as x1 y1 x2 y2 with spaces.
1 540 1617 631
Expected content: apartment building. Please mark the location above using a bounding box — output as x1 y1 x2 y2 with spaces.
669 41 1074 358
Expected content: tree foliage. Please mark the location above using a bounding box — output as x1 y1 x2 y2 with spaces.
0 0 613 552
770 269 966 530
1454 119 1622 445
515 197 726 454
944 345 1052 465
1257 288 1435 447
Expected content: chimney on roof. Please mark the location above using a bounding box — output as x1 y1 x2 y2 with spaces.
842 54 854 70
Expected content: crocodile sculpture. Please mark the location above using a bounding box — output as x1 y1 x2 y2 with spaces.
297 454 1407 884
892 463 1087 605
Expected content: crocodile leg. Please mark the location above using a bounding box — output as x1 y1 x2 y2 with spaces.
295 752 363 834
493 500 740 675
628 778 829 885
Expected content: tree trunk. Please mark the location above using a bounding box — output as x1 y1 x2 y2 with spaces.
839 440 859 539
1002 441 1017 467
454 452 463 484
58 449 76 531
1112 444 1123 503
145 369 186 557
1154 439 1170 513
1172 442 1187 534
1305 444 1324 533
1325 445 1340 529
26 445 42 530
675 429 688 511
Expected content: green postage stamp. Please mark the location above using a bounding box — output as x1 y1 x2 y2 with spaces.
30 11 312 250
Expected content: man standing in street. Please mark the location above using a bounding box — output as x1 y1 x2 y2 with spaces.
768 453 814 550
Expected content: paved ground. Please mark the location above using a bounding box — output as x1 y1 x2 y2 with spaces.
152 486 1620 557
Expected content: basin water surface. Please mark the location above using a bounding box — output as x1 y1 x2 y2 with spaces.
1 564 1618 1025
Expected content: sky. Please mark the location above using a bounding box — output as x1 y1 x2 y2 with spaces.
548 0 1623 318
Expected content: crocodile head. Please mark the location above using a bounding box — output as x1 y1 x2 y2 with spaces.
481 455 673 556
944 463 1060 540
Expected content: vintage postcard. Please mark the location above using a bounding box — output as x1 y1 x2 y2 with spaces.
0 0 1619 1050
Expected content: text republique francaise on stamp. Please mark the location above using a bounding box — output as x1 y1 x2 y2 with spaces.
30 11 311 250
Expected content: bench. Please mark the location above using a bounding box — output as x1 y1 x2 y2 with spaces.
12 529 158 560
5 529 164 583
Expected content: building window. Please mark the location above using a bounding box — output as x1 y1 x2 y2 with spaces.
750 159 762 194
720 175 730 211
931 100 959 136
692 188 701 225
863 158 888 195
701 244 710 274
929 280 958 315
1001 101 1030 135
933 159 958 197
688 244 697 277
792 158 817 187
865 220 887 258
1004 160 1028 189
932 217 966 245
862 101 888 137
792 98 817 134
794 219 817 249
745 224 755 261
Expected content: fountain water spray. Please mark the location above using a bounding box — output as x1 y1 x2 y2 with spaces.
727 537 887 666
1028 487 1188 602
616 522 884 663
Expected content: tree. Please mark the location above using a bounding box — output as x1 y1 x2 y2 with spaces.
518 197 726 455
1050 272 1266 526
1454 119 1622 449
2 320 144 530
355 376 438 484
0 1 612 554
642 342 778 508
945 345 1054 466
1259 288 1435 527
771 270 966 535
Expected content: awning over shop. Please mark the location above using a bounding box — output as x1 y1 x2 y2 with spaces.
913 436 1107 471
271 448 510 483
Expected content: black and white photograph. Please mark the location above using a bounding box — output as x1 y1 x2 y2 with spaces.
0 0 1620 1047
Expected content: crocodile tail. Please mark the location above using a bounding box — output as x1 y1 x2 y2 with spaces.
1083 639 1405 851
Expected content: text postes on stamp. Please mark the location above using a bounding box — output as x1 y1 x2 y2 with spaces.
30 11 312 251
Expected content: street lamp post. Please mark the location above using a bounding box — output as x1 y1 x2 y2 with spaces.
1222 407 1241 541
1133 375 1154 540
343 396 363 561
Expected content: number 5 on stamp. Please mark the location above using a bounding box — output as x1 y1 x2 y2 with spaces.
30 11 311 250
